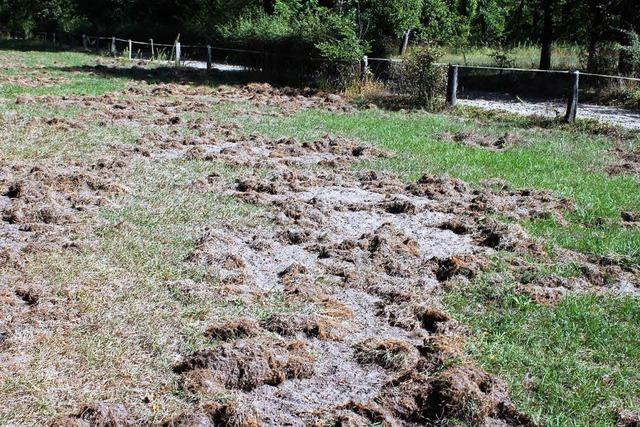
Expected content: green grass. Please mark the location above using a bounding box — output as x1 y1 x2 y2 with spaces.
438 43 583 70
0 42 130 97
445 269 640 426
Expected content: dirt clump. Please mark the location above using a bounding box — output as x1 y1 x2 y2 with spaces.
618 410 640 427
607 145 640 177
175 338 315 391
52 402 134 427
438 131 523 151
160 399 260 427
353 338 419 372
622 211 639 223
261 313 342 340
206 318 261 342
433 255 482 282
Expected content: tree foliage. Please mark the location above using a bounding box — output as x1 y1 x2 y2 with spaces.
0 0 637 66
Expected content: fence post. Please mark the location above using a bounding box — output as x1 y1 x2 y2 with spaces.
446 64 459 107
111 36 116 56
128 39 132 60
52 33 56 45
399 29 411 56
360 55 368 81
82 34 87 50
564 70 579 123
150 39 154 61
207 45 212 71
175 42 181 67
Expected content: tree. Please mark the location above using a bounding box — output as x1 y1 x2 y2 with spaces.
539 0 553 69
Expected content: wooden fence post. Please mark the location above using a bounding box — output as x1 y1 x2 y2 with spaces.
360 55 368 81
446 64 459 107
207 45 212 71
175 42 181 67
82 34 87 50
150 39 154 60
564 70 579 123
128 39 132 60
111 36 116 56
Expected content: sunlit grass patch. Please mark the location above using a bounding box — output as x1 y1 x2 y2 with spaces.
445 270 640 426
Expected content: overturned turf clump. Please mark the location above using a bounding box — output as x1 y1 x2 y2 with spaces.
206 318 261 342
423 365 536 426
353 338 419 372
160 399 260 427
52 402 134 426
175 339 315 391
433 256 482 282
260 313 340 340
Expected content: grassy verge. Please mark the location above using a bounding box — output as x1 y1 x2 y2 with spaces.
445 266 640 426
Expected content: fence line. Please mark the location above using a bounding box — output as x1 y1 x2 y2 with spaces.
3 28 639 123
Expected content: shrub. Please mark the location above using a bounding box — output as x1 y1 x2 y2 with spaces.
620 30 640 77
489 47 516 68
397 45 446 110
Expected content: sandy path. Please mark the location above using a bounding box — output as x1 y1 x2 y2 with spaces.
459 91 640 130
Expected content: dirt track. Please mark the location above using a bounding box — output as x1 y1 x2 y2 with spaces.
459 91 640 130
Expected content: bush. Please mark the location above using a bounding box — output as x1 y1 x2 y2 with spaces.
216 0 366 62
489 47 516 68
398 45 446 109
620 30 640 77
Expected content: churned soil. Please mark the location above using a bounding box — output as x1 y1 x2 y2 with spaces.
2 78 637 426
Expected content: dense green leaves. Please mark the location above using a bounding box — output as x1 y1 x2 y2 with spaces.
0 0 638 64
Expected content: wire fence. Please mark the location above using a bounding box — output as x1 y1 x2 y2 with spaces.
2 28 639 122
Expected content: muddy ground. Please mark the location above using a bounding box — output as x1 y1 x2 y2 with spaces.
1 77 639 426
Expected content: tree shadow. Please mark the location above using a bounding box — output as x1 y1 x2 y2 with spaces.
50 62 272 88
0 39 70 53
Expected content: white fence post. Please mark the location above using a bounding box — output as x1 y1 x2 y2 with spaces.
175 42 181 67
150 39 154 61
360 55 368 81
128 39 132 60
111 36 116 56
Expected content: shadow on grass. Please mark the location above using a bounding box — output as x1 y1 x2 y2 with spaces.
0 39 72 53
50 63 270 88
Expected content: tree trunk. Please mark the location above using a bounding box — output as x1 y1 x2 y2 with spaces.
587 1 603 72
263 0 275 14
539 0 553 70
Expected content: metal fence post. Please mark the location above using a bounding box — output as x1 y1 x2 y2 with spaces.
565 70 579 123
360 55 368 81
175 42 181 67
150 39 154 60
128 39 132 60
111 36 116 56
446 65 459 107
207 45 212 71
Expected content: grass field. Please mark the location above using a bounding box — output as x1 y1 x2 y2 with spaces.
439 43 583 70
1 41 639 426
